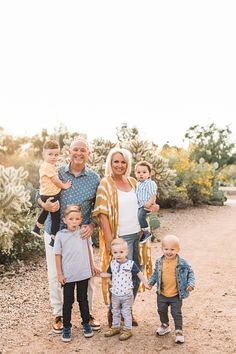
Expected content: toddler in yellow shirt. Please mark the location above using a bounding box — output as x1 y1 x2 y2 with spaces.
148 235 195 344
32 139 71 246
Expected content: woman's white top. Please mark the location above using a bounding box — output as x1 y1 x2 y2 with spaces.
117 188 140 236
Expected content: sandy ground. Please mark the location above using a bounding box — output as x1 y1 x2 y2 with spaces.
1 196 236 354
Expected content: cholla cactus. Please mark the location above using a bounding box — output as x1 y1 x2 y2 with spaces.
89 138 116 176
0 165 31 253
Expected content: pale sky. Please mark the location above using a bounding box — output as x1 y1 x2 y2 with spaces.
0 0 236 148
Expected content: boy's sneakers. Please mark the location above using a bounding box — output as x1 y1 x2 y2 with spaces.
31 225 41 237
139 230 152 244
156 323 171 336
62 327 72 342
83 323 94 338
175 329 185 344
52 316 63 334
49 237 55 247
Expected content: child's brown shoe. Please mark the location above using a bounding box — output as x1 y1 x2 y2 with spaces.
52 316 63 334
104 327 121 337
119 329 132 341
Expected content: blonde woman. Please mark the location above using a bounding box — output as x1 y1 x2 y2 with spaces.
93 147 158 326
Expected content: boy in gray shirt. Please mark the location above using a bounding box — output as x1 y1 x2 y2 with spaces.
54 204 96 342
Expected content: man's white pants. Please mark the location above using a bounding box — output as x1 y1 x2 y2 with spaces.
44 232 95 316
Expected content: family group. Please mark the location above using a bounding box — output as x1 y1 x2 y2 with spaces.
32 138 195 345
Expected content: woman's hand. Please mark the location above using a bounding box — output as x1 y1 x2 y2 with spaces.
91 265 101 276
99 214 113 253
106 240 112 253
145 203 160 213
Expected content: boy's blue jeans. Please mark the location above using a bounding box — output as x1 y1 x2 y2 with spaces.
138 206 149 229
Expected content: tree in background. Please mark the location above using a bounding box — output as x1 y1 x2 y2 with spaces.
116 122 139 143
0 128 29 166
184 123 236 169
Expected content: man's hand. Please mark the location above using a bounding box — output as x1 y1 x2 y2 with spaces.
143 279 152 290
40 197 60 213
80 224 95 239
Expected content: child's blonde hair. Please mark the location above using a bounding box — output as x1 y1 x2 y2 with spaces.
135 160 152 173
111 238 128 251
63 204 82 217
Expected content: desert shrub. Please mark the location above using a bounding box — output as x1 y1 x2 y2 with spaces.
218 165 236 186
161 185 192 208
187 160 213 204
161 146 225 206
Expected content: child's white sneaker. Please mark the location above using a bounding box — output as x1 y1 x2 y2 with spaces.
156 323 171 336
175 329 184 344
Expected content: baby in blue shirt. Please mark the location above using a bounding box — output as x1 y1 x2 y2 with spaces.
135 160 158 244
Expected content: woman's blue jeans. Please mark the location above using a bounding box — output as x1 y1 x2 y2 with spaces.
120 232 141 299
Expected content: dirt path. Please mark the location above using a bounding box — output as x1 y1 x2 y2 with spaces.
1 197 236 354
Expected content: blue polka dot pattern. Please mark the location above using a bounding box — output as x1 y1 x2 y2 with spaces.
45 164 100 233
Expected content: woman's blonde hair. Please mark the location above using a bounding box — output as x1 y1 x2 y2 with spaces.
105 147 132 177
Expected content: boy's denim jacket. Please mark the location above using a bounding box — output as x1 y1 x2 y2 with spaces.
149 255 195 300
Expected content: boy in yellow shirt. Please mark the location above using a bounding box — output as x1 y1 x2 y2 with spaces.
148 235 195 344
32 140 71 246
